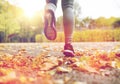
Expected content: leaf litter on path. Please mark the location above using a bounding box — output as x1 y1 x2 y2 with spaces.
0 42 120 84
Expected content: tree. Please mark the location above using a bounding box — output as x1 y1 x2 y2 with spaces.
0 31 5 42
82 17 92 28
74 1 81 29
0 0 22 42
56 16 63 31
113 20 120 28
95 17 119 29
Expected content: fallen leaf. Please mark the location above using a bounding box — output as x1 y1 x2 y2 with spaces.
56 67 72 73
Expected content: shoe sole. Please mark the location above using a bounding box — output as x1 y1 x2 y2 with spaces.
44 10 57 40
63 50 75 57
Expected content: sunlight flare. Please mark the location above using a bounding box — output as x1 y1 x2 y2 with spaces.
18 0 45 18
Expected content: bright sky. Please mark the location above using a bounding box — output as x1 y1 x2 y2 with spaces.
8 0 120 19
79 0 120 19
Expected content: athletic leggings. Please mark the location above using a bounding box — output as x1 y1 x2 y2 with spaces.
45 0 74 44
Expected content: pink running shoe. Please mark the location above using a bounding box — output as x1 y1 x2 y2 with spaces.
44 10 57 40
63 44 75 57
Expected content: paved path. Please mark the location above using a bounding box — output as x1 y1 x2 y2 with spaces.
0 42 120 56
0 42 120 84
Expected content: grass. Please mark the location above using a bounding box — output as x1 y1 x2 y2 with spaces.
35 29 120 42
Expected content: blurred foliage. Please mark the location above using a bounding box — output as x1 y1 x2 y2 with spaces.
73 29 118 42
0 0 22 42
0 0 120 42
113 19 120 28
35 29 120 42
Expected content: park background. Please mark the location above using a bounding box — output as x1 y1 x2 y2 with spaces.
0 0 120 43
0 1 120 83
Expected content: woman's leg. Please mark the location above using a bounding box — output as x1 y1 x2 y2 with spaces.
62 0 74 44
62 0 75 56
